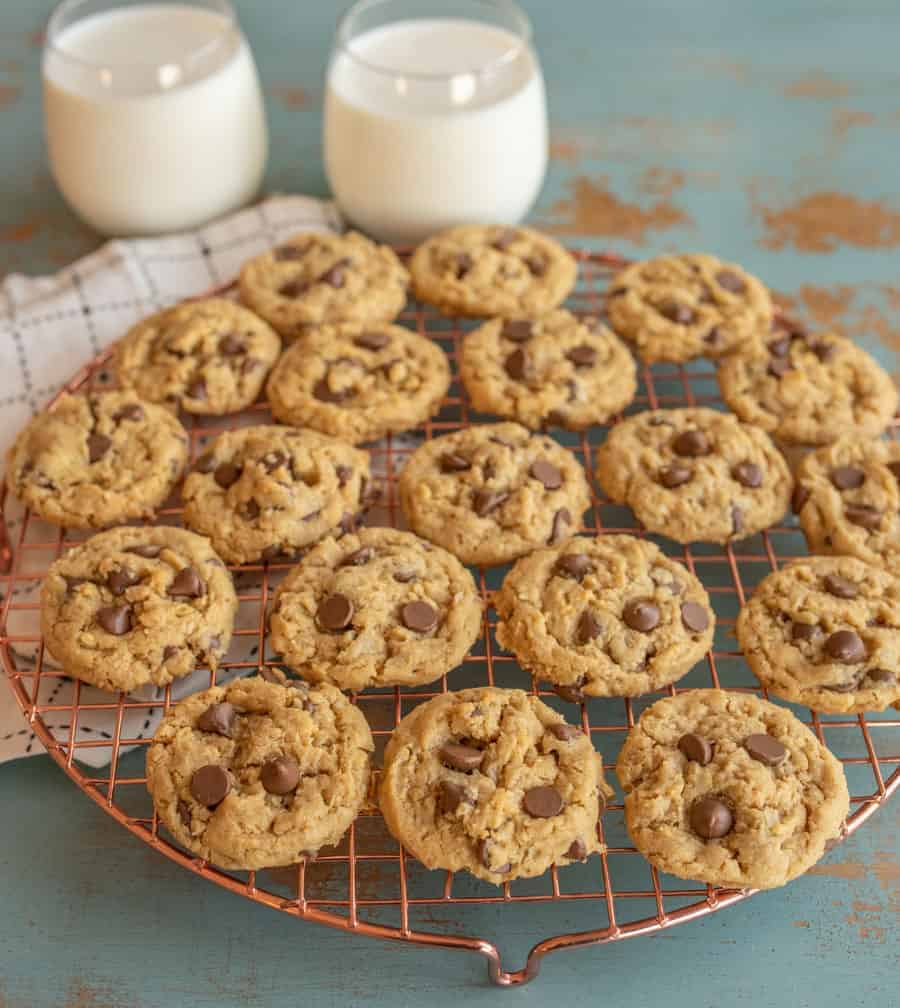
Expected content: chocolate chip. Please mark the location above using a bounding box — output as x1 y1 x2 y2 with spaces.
438 742 484 772
744 733 788 767
241 357 261 375
274 242 311 261
731 462 762 488
825 629 867 664
214 462 241 489
219 334 246 355
107 567 140 595
438 780 468 814
690 796 733 839
501 320 533 342
177 799 192 827
261 756 300 795
681 601 709 633
317 593 353 632
566 838 588 861
313 375 351 403
704 326 723 346
887 461 900 482
190 765 231 807
279 279 310 298
792 484 810 513
197 702 236 737
767 357 793 378
491 228 518 250
768 336 791 357
96 604 132 635
678 733 714 765
659 464 692 489
244 499 261 520
731 506 744 536
87 433 111 463
354 330 390 351
523 785 563 818
126 544 161 558
566 344 596 368
549 507 571 545
550 723 582 741
529 459 562 490
554 680 585 703
575 610 602 645
393 569 417 583
824 574 859 599
830 466 865 490
335 464 352 487
543 410 568 429
524 255 545 276
454 252 473 278
113 404 144 422
472 489 508 516
195 452 216 474
319 259 349 287
607 286 627 299
868 668 894 683
660 301 695 325
715 270 746 293
504 348 528 381
672 430 710 457
185 377 206 400
477 838 510 874
555 553 591 580
162 645 179 661
792 621 821 642
168 567 204 598
810 340 835 362
844 504 881 530
623 600 660 632
401 600 438 633
440 452 471 473
343 546 374 566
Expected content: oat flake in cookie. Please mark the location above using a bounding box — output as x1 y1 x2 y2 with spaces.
793 434 900 569
147 676 373 870
605 252 773 364
717 326 898 446
114 298 281 415
398 421 591 567
595 407 792 544
238 230 409 338
41 526 236 693
736 556 899 714
269 528 482 691
460 309 637 430
181 425 373 566
410 225 577 318
495 535 714 698
5 391 188 529
616 690 849 889
267 322 450 444
379 687 611 884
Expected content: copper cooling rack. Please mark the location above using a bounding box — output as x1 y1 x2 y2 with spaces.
1 249 897 987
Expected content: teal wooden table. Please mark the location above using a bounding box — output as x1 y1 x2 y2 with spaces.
0 1 897 1004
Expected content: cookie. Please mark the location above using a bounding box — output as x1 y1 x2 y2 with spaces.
616 689 849 889
595 407 792 544
266 322 450 444
605 253 773 363
410 225 577 318
146 675 374 870
794 435 900 569
398 422 591 567
379 687 611 884
269 528 482 690
114 298 280 415
736 556 899 714
6 392 188 529
717 326 898 446
495 535 714 698
41 526 236 693
181 425 373 566
238 231 409 338
460 310 637 430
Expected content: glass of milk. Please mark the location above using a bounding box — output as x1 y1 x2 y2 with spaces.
324 0 548 244
43 0 268 236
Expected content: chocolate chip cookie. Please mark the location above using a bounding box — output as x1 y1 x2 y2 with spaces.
147 675 374 869
6 392 189 529
114 298 281 415
595 407 792 543
267 322 450 444
717 326 898 445
605 253 773 363
495 535 714 698
238 231 409 338
379 687 611 884
398 422 591 567
460 310 637 430
793 435 900 569
410 225 577 318
182 425 373 566
736 556 899 714
41 526 236 693
616 689 849 889
269 528 483 690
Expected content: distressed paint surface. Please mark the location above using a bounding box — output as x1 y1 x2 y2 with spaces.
0 0 897 1004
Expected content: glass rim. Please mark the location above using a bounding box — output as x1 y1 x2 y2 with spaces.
335 0 533 81
45 0 237 71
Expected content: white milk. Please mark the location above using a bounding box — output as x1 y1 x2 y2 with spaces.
43 4 267 235
324 18 547 244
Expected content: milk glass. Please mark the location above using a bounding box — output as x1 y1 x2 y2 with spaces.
324 0 548 244
43 0 268 236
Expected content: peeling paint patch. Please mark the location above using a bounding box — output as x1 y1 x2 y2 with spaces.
549 139 581 164
808 860 867 881
830 107 875 146
268 85 311 109
0 85 20 109
793 919 811 928
783 72 851 99
797 283 857 327
65 978 133 1008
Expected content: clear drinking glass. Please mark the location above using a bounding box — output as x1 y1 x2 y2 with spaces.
43 0 268 236
323 0 548 244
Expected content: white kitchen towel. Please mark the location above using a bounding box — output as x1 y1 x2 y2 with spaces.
0 195 343 766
